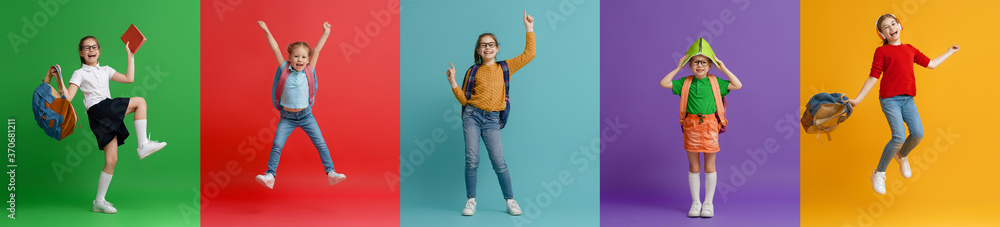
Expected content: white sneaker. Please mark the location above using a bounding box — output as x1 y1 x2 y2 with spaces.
506 199 522 216
461 198 476 216
687 202 702 217
327 172 347 186
92 200 117 214
700 202 714 218
894 155 912 179
871 170 886 194
255 173 275 189
137 136 167 160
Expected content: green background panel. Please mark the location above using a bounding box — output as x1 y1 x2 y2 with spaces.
1 1 200 226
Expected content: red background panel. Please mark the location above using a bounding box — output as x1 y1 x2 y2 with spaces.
200 0 399 226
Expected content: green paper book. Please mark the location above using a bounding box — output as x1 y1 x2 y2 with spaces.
683 37 718 66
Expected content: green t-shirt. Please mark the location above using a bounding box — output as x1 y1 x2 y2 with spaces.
672 76 731 115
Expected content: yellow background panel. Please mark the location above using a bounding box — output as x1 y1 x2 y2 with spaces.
801 0 1000 226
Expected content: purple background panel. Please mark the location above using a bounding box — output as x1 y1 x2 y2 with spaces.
600 1 801 226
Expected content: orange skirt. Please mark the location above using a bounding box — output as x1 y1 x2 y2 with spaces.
682 113 721 153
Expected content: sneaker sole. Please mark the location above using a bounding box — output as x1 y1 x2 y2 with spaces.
138 143 167 160
507 209 522 216
92 208 116 214
462 211 475 216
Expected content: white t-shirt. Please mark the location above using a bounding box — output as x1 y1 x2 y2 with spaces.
69 63 117 110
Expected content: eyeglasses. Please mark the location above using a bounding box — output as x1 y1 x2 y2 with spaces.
479 42 497 49
82 45 100 51
690 60 710 66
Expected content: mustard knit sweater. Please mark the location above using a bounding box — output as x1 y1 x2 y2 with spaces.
452 32 536 111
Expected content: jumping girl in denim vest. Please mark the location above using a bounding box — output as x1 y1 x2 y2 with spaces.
444 10 535 216
847 14 959 195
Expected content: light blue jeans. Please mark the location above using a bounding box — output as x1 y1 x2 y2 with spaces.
876 95 923 172
463 104 514 199
266 107 335 176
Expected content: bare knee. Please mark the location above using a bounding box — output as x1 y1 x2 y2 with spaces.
689 165 701 173
704 165 717 173
131 97 147 107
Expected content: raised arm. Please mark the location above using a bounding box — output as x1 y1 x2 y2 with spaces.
660 54 688 89
110 42 136 84
309 22 331 68
714 56 742 90
505 11 537 74
447 62 470 106
258 21 284 65
926 45 959 69
47 65 78 101
848 77 878 107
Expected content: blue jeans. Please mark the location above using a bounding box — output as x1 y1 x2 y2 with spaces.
266 107 335 176
463 104 514 199
876 95 923 172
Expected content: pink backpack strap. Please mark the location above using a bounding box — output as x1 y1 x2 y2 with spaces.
304 64 317 105
708 75 727 127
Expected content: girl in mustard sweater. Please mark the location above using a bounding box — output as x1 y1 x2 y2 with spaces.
444 10 535 216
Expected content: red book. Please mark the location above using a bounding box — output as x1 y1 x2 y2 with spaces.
120 24 146 54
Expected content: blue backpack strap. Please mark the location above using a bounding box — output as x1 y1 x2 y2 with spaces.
499 61 510 98
463 64 480 100
271 61 289 110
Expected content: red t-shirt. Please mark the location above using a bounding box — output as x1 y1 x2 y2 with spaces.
868 44 931 99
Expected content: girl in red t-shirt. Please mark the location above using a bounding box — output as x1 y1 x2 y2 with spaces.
847 14 959 195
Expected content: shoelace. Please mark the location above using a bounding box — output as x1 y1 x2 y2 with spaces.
465 200 476 210
507 200 520 210
98 200 114 207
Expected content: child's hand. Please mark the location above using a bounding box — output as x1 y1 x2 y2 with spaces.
446 62 456 82
322 22 331 33
258 21 268 31
677 54 689 69
523 10 534 32
847 99 860 107
48 65 59 76
713 56 726 69
125 41 134 58
948 45 960 52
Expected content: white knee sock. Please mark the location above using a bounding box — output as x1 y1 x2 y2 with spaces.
96 171 113 202
135 119 148 144
688 172 700 203
705 172 717 204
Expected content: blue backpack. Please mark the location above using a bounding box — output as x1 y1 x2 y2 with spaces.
32 65 79 140
462 61 510 129
271 61 318 110
801 92 853 141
